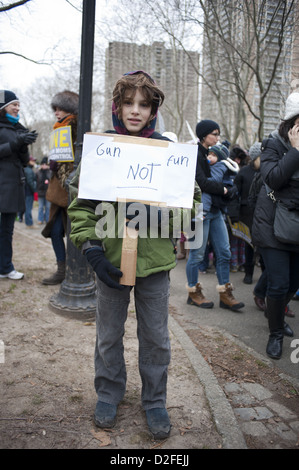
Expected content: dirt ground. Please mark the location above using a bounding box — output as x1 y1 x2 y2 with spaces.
0 226 223 450
0 223 298 450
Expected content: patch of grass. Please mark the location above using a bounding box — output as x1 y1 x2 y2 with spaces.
8 283 17 293
69 394 83 403
32 395 44 406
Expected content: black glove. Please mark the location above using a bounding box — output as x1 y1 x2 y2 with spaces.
23 130 38 144
126 202 161 230
10 130 38 152
85 246 124 290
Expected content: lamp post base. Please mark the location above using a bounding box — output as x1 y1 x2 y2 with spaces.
49 278 96 320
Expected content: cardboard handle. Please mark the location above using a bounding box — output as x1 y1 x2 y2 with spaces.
119 219 138 286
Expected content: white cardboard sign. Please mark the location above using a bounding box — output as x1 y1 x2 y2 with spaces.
78 133 198 208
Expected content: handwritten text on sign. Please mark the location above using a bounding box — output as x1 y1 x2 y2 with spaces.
78 133 198 208
48 126 74 162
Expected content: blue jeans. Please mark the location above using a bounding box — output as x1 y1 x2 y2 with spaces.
259 247 299 299
25 194 34 226
186 209 231 286
50 209 65 262
94 271 170 410
0 212 16 274
38 197 50 223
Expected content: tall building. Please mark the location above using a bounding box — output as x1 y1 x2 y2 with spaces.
200 0 299 147
104 41 200 142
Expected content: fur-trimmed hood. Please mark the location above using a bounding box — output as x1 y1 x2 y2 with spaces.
221 157 239 173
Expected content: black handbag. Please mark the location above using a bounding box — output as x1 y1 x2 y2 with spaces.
266 184 299 245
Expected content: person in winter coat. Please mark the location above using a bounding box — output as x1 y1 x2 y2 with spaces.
36 157 51 224
228 144 249 272
251 91 299 360
186 119 244 311
233 144 257 284
0 90 38 280
41 91 78 285
68 71 200 440
24 156 37 228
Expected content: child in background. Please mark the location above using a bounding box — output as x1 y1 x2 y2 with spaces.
202 143 239 211
68 71 199 439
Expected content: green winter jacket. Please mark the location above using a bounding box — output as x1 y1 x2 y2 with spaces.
68 135 201 278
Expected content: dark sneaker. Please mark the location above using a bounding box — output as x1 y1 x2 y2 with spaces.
94 400 117 428
146 408 171 440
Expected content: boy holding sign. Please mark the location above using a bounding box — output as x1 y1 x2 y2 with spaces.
68 72 198 439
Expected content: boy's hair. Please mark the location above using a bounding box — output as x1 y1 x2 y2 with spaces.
112 72 164 125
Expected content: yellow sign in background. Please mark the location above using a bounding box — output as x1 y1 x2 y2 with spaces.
48 126 74 162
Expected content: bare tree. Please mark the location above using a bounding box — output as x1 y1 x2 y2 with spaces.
115 0 297 145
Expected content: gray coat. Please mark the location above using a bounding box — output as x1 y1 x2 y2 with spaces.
0 116 29 213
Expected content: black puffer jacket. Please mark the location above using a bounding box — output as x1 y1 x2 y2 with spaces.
251 130 299 252
0 116 29 213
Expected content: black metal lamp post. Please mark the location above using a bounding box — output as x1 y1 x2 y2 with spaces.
49 1 97 320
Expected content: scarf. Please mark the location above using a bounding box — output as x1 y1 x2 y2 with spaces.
6 113 20 124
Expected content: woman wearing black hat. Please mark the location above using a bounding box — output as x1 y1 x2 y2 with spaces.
186 119 244 311
0 90 38 280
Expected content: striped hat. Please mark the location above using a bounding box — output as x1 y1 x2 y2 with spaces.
0 90 19 110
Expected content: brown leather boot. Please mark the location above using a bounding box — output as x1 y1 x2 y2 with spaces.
217 283 245 311
187 283 214 308
42 261 66 285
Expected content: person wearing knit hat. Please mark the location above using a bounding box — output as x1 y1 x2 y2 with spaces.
185 119 245 312
196 119 220 142
208 143 229 161
0 90 38 280
283 92 299 121
0 90 19 110
41 90 79 286
251 92 299 360
249 142 262 161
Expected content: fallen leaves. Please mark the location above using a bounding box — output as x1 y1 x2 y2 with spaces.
90 428 111 447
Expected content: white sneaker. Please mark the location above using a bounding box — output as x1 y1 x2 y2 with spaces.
0 270 24 280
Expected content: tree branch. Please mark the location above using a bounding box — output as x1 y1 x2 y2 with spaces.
0 0 31 12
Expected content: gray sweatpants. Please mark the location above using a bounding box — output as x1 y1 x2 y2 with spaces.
94 270 171 410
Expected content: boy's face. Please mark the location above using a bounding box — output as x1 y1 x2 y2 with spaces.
121 89 152 136
207 152 218 165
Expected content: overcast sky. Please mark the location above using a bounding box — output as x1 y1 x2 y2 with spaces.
0 0 111 91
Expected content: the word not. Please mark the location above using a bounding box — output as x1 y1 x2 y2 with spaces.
127 163 161 184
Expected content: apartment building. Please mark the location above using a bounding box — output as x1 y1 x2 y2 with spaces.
200 0 299 147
